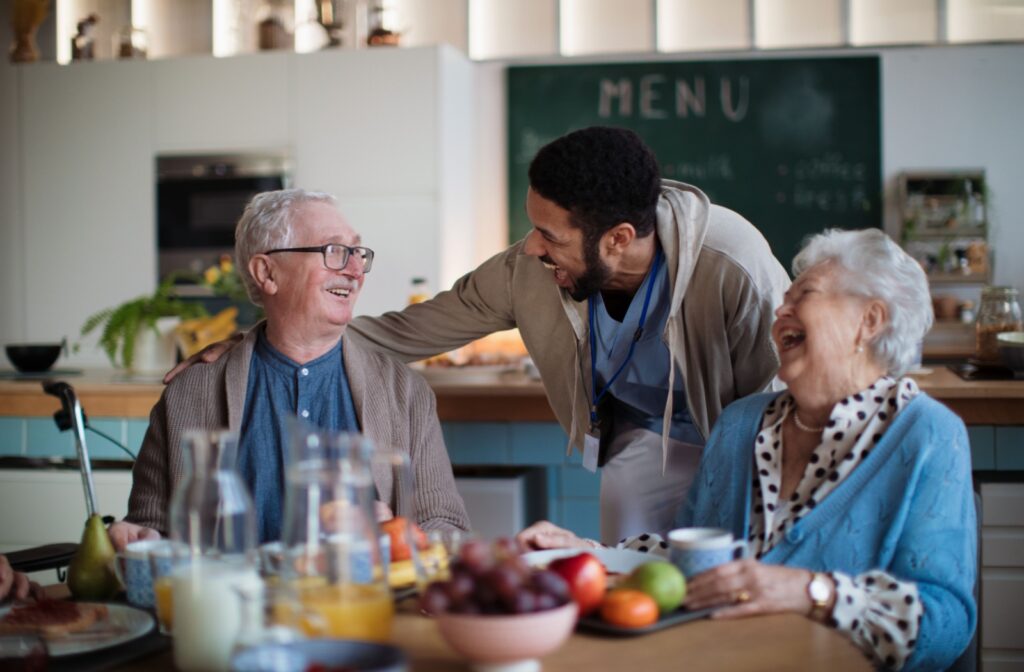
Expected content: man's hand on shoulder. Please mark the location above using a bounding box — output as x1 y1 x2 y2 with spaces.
108 521 161 552
162 333 244 384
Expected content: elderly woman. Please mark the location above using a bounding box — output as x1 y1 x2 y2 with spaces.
110 189 469 548
519 229 976 671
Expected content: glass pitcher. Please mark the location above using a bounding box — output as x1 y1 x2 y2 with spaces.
167 430 260 672
277 429 395 642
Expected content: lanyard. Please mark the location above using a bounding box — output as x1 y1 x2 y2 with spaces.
588 248 662 431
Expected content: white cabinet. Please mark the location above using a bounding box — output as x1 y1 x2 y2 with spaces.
153 52 290 152
19 60 156 348
10 45 476 364
980 482 1024 670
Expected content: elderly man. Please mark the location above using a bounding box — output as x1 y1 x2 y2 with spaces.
109 189 469 549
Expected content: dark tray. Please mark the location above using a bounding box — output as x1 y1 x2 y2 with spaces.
577 605 718 637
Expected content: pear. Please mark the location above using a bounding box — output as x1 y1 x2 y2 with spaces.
67 514 120 600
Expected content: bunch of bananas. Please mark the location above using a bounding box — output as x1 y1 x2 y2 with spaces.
175 307 238 358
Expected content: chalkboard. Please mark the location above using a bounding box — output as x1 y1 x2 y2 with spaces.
507 56 881 267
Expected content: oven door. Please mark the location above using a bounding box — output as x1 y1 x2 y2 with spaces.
158 175 284 250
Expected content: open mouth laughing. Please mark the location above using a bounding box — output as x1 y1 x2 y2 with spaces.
778 328 806 352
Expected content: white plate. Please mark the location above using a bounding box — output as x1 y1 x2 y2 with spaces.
0 602 155 657
417 365 521 385
522 547 654 574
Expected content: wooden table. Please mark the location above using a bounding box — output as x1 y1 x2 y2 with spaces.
69 603 871 672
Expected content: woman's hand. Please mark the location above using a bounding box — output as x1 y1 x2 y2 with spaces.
684 559 815 619
516 521 594 551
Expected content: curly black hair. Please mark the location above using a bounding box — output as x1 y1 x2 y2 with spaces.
528 127 661 243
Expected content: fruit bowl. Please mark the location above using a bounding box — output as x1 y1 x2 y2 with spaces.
436 601 577 671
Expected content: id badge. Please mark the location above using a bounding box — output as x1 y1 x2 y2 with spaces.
583 432 600 473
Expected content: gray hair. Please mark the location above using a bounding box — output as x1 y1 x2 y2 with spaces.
235 188 336 305
792 228 932 377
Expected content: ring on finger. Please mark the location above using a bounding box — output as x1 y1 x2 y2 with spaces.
734 590 751 604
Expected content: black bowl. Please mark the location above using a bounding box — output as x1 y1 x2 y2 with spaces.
5 344 62 373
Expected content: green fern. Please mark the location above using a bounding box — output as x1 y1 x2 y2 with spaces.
81 279 206 369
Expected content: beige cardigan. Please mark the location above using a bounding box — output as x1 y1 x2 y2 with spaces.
126 328 470 535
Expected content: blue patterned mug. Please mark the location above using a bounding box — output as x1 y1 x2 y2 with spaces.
667 528 748 579
113 539 175 608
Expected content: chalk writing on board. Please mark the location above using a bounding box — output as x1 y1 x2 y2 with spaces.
663 155 735 181
598 76 750 122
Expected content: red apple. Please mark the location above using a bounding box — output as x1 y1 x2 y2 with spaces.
547 552 607 616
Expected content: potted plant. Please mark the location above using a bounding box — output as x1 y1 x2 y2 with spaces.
81 278 206 372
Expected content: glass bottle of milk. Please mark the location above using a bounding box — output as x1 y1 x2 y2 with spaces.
168 430 259 672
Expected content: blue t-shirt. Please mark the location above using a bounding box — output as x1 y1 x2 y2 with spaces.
590 248 704 446
237 327 361 542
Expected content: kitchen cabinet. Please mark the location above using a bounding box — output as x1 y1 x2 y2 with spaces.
980 482 1024 670
9 45 476 367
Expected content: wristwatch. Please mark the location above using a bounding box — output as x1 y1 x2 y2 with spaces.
807 572 833 621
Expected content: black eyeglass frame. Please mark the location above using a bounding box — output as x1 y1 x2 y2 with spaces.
264 244 375 273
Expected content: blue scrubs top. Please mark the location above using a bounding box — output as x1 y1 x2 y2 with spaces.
590 248 704 446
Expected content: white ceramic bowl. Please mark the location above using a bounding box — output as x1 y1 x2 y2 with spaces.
521 547 652 574
997 331 1024 371
436 601 577 670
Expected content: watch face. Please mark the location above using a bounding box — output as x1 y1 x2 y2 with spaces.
809 575 830 603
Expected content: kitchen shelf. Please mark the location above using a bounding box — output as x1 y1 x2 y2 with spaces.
899 169 990 286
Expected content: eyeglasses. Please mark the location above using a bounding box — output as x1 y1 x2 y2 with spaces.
264 244 375 273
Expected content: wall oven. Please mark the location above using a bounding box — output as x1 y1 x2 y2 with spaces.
157 153 291 280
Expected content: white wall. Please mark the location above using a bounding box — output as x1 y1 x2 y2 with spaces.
881 44 1024 295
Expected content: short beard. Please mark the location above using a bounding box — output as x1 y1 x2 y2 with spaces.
567 234 611 302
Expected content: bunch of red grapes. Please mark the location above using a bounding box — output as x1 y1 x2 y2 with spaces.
420 538 572 616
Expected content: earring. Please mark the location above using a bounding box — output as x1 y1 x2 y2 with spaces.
856 344 864 354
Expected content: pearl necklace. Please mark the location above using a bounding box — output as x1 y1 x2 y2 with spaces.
792 409 825 433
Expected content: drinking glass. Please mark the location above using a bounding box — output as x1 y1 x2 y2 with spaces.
278 428 394 642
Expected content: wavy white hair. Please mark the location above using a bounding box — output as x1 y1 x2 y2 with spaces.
235 188 336 306
792 228 932 377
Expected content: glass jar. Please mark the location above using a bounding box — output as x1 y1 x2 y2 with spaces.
975 287 1023 363
167 430 259 672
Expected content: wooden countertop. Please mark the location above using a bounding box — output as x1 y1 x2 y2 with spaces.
1 366 1022 425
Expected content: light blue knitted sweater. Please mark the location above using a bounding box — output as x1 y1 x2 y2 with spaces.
678 391 977 671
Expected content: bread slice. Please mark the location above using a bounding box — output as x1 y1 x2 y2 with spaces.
0 600 108 638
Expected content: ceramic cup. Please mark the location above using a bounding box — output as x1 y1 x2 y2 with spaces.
114 539 176 608
667 528 748 579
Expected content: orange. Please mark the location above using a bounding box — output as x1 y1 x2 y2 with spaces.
599 589 659 629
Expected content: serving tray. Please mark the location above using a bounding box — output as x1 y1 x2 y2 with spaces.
576 605 719 637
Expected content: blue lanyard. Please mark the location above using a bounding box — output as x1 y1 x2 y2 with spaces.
588 248 662 430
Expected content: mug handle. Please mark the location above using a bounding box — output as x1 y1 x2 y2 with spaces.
110 552 128 589
731 539 749 560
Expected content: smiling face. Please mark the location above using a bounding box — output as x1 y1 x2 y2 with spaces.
523 188 611 302
771 261 883 405
260 201 365 339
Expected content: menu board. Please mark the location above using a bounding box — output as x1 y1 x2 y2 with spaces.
507 56 882 267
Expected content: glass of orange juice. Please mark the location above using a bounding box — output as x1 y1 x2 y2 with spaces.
148 541 188 635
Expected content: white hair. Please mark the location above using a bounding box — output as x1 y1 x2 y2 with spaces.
235 188 336 305
793 228 933 377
